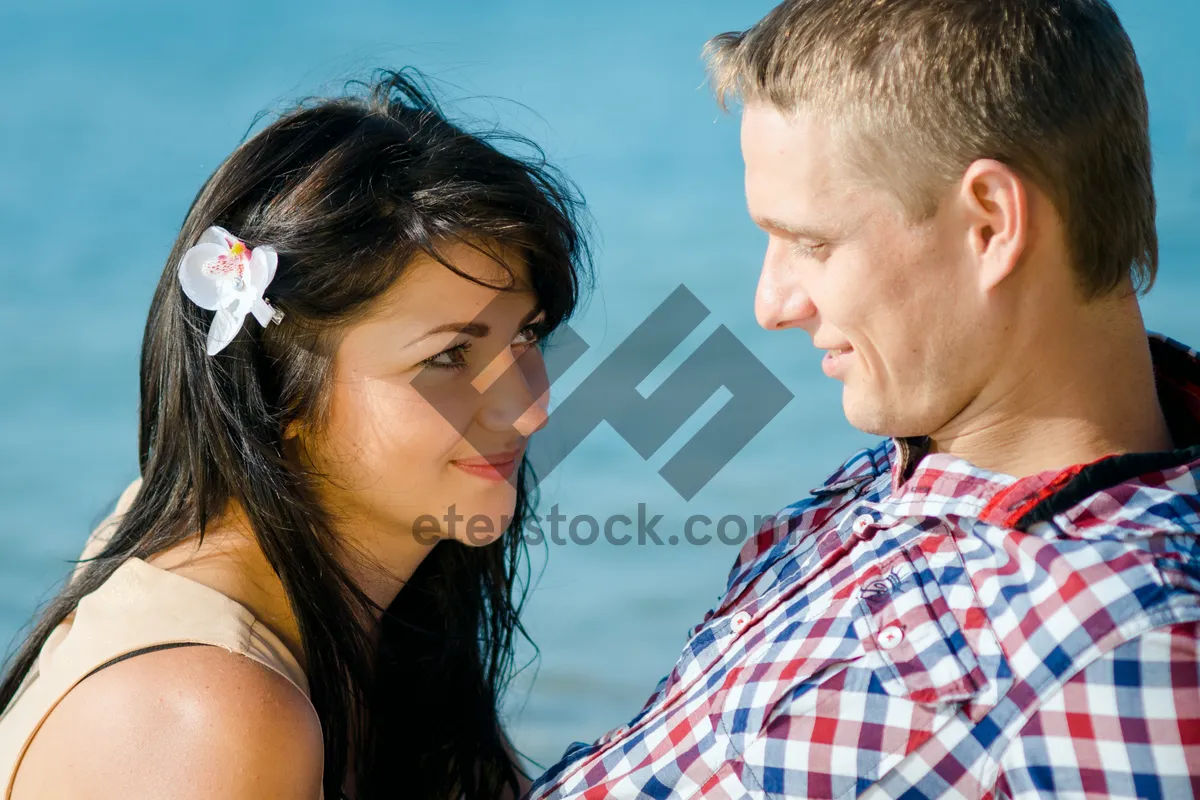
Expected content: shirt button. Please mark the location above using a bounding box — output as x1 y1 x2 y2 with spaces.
730 611 752 633
852 514 874 534
878 625 905 650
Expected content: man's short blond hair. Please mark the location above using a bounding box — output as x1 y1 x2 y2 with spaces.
706 0 1157 299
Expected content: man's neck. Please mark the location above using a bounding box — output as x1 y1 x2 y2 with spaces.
926 296 1175 479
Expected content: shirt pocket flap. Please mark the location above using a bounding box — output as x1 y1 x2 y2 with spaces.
852 543 988 706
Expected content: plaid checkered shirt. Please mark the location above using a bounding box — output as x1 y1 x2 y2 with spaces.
525 333 1200 799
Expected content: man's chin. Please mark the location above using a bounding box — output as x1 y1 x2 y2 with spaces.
842 391 925 439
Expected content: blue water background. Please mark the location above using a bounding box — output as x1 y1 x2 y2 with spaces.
1 0 1197 769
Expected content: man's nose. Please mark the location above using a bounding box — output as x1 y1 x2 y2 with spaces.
755 245 817 331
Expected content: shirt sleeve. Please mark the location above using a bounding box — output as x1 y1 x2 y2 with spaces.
995 621 1200 799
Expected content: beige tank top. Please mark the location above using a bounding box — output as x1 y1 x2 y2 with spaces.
0 554 324 799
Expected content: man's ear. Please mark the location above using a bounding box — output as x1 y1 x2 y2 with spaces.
958 159 1029 293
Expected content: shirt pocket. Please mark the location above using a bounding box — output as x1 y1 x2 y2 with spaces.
851 541 989 707
733 542 994 799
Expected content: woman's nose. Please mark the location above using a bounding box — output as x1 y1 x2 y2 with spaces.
512 386 550 437
475 346 550 436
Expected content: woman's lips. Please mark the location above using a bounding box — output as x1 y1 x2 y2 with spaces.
451 449 522 482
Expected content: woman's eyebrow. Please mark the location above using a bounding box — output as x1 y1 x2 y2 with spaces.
405 321 490 348
405 303 544 348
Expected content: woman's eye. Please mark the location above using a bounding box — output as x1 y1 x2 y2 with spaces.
513 324 541 349
421 342 472 370
419 323 541 371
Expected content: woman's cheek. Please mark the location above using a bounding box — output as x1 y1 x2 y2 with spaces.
361 390 467 495
407 376 483 437
317 380 422 487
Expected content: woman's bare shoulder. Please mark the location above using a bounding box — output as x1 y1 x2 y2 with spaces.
11 642 323 800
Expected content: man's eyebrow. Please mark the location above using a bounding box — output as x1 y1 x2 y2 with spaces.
752 215 833 240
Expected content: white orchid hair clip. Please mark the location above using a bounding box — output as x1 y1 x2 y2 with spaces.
177 226 286 355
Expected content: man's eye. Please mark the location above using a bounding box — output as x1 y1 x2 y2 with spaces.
791 241 827 259
421 342 472 370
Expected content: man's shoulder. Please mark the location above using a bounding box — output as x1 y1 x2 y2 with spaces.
1024 446 1200 544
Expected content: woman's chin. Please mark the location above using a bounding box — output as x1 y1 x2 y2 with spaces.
424 497 519 548
450 511 515 547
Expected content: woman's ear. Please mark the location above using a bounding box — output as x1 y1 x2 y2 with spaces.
283 419 304 442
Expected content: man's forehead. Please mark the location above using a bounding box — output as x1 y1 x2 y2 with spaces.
741 104 897 226
743 108 848 215
741 103 838 157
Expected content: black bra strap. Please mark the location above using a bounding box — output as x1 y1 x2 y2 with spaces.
81 642 212 682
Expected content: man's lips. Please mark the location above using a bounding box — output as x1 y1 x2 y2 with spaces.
818 345 855 378
814 341 854 356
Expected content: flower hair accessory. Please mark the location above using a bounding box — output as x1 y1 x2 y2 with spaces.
178 226 286 355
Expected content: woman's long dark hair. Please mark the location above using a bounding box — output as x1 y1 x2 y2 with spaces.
0 68 591 799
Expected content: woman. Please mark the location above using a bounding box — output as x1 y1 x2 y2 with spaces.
0 69 590 799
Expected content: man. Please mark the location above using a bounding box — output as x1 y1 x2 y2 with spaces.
527 1 1200 798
